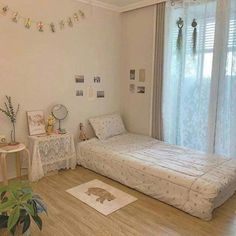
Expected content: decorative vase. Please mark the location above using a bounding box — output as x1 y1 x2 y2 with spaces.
8 123 19 146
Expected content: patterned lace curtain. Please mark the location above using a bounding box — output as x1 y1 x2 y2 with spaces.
163 0 236 157
163 0 217 151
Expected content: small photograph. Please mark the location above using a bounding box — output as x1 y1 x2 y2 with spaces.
87 86 95 101
76 90 84 96
97 91 105 98
130 69 135 80
137 86 145 94
94 76 101 83
129 84 135 93
75 75 85 83
139 69 146 82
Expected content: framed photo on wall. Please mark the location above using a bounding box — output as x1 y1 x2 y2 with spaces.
27 110 46 136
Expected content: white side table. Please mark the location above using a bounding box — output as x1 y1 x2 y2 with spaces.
0 144 31 185
29 133 76 182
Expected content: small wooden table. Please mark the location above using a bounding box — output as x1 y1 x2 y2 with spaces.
0 143 31 185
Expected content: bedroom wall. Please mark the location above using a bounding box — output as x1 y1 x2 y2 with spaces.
121 6 156 136
0 0 121 180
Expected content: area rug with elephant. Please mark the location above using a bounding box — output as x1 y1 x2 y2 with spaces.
66 179 137 215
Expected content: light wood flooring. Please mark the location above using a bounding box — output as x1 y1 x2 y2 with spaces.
26 167 236 235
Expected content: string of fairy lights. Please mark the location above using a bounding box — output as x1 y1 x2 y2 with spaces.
0 2 85 33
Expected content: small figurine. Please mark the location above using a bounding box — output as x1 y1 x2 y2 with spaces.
79 123 88 141
2 6 8 15
67 17 73 27
50 23 56 33
12 12 19 23
59 20 65 30
46 115 56 135
73 13 79 22
25 18 31 29
78 10 85 18
38 21 44 32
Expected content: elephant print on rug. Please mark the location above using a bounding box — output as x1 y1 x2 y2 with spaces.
86 187 116 204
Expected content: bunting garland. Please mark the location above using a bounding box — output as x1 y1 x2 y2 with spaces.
0 2 85 33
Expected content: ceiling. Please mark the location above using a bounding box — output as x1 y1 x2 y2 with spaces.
78 0 163 12
97 0 146 7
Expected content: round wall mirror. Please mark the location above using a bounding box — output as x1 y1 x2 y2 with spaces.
51 104 68 133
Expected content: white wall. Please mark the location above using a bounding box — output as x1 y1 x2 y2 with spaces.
121 6 156 135
0 0 122 180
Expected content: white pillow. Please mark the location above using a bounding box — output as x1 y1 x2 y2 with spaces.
89 114 126 140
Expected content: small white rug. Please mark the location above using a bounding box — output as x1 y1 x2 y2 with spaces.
66 179 137 215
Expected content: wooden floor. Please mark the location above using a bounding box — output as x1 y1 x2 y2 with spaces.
25 167 236 236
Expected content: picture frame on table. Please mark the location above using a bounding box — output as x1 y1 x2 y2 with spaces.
26 110 46 136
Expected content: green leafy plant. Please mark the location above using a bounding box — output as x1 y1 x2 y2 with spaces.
0 96 20 144
0 182 47 235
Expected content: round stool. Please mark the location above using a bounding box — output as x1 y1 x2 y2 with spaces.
0 143 31 185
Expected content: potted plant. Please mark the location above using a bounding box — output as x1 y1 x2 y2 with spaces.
0 181 47 236
0 96 20 145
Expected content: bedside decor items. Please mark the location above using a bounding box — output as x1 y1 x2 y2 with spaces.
0 2 85 34
0 181 47 235
46 114 56 135
0 96 20 145
0 143 31 185
79 123 88 141
51 104 68 134
27 110 46 136
29 133 76 181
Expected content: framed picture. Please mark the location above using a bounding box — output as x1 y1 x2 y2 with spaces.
76 90 84 96
129 84 135 93
139 69 146 82
75 75 85 83
130 69 135 80
94 76 101 83
97 91 105 98
137 86 145 94
27 110 46 136
87 86 95 100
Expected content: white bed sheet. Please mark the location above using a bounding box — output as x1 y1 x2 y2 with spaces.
77 133 236 220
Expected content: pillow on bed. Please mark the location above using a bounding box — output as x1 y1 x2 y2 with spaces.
89 114 126 140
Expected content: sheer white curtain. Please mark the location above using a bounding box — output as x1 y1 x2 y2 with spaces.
214 0 236 157
163 0 236 157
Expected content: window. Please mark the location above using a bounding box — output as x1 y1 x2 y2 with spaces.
163 0 236 157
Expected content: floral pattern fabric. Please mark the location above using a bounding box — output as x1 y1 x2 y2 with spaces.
77 133 236 220
89 114 126 140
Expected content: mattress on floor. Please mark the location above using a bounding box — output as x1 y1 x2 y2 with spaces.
77 133 236 220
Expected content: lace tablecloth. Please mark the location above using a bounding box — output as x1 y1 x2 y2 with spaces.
29 134 76 181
